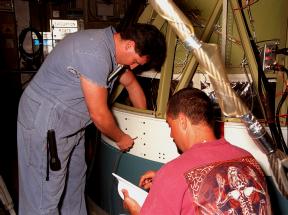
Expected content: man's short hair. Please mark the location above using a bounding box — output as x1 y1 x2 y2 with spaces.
167 88 215 127
120 23 166 71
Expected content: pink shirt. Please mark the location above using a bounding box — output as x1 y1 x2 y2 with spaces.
140 138 271 215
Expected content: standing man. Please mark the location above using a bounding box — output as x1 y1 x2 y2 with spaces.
123 88 271 214
17 23 166 215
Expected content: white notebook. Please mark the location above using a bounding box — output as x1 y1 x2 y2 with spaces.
112 173 148 207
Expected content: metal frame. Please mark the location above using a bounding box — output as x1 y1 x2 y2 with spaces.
112 0 286 122
229 0 266 118
174 0 223 93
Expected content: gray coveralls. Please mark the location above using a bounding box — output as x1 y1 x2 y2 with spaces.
17 27 117 215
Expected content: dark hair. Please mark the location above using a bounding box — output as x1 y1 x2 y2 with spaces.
120 23 167 71
167 88 215 128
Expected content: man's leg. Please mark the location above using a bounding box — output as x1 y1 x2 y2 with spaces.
60 132 87 215
17 92 69 215
17 122 67 215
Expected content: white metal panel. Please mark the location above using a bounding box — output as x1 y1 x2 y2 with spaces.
102 108 287 174
101 108 179 163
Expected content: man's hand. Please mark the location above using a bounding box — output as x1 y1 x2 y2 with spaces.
122 189 141 215
139 170 156 190
117 133 135 151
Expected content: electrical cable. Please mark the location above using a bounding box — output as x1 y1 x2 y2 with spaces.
238 0 288 154
109 151 124 215
275 85 288 154
276 48 288 56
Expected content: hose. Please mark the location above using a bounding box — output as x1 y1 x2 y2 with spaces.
19 27 43 63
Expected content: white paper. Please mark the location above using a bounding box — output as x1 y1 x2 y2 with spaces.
112 173 148 207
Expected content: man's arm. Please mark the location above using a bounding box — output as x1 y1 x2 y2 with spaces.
119 69 147 109
80 75 133 151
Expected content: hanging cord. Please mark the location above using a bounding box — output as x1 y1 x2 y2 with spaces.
110 151 125 215
238 0 288 154
109 136 137 214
